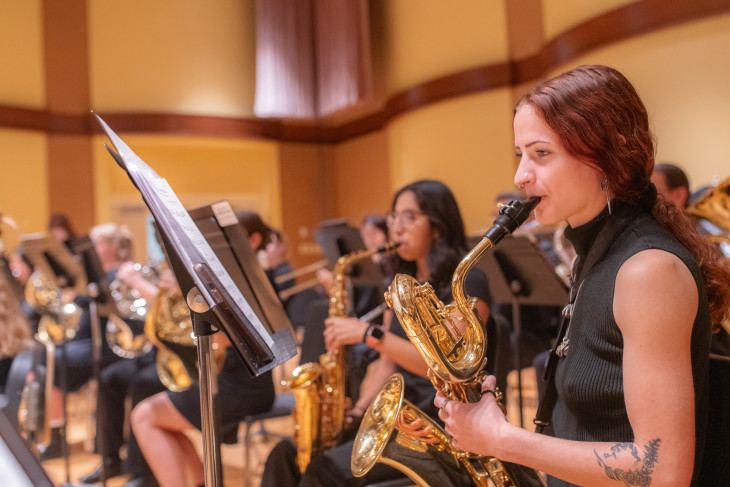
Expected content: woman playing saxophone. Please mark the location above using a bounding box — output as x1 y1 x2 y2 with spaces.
261 179 492 487
437 65 730 487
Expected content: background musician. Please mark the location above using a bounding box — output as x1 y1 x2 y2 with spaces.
437 65 730 486
651 162 691 209
78 262 173 487
37 223 135 460
261 179 492 487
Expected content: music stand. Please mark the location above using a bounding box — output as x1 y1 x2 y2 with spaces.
95 113 296 487
475 235 568 427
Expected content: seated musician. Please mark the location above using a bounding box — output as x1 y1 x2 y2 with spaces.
261 179 493 487
79 262 172 487
130 210 286 487
38 223 135 460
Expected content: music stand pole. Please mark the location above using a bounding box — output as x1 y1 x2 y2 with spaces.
88 296 109 487
187 288 223 487
57 337 74 486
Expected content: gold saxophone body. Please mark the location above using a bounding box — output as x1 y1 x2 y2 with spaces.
352 198 546 487
286 242 399 473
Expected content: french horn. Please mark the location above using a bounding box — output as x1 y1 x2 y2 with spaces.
106 262 159 358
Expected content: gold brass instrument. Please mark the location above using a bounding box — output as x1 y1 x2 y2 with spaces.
687 176 730 333
143 286 198 392
353 198 545 487
106 262 159 358
25 271 82 344
687 176 730 248
285 242 399 473
353 373 477 487
276 259 329 301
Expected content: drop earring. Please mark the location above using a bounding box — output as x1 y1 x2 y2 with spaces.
601 178 612 215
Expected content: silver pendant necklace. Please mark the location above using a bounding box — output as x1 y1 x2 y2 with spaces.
555 281 583 358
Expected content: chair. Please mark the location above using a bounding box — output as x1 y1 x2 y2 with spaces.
239 392 295 487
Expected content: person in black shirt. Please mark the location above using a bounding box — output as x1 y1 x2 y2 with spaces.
261 179 492 487
438 65 730 487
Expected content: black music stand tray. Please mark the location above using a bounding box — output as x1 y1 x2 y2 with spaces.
477 235 567 427
95 113 296 487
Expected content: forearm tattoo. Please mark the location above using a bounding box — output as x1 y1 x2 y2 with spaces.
594 438 661 486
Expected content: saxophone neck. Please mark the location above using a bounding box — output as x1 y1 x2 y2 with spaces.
328 242 400 316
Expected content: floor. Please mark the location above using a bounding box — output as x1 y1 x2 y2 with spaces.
38 366 539 487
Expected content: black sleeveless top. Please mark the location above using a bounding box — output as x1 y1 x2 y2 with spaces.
549 210 711 487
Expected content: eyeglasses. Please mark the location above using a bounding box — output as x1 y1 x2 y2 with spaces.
386 210 425 227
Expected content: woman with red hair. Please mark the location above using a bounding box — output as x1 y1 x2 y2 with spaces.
438 65 730 487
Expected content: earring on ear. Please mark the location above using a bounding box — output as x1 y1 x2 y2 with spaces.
601 178 612 215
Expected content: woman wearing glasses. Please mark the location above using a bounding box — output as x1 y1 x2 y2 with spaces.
261 179 493 487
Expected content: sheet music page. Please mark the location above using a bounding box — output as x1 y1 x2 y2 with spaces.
95 114 273 348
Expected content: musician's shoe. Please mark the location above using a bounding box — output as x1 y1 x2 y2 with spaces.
122 475 159 487
38 428 63 461
78 458 122 483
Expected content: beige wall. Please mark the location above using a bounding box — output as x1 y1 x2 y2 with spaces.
543 0 638 38
88 0 257 118
0 0 45 108
556 12 730 190
0 130 48 239
380 0 509 96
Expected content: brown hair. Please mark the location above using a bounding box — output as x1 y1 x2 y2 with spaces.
518 65 730 326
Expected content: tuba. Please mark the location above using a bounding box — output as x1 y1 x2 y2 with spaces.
285 242 399 472
353 198 546 486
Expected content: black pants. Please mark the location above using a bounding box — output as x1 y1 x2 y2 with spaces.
260 439 403 487
98 351 166 478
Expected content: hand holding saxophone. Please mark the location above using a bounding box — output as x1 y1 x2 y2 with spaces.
323 316 369 352
434 374 511 457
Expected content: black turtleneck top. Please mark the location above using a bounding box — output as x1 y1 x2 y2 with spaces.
548 206 711 487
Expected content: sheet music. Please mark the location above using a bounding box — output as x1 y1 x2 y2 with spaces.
94 114 273 349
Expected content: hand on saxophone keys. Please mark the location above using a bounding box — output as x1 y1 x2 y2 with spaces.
395 411 438 445
323 316 370 352
434 374 511 458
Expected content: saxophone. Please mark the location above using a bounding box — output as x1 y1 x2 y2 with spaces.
285 242 399 473
352 198 546 487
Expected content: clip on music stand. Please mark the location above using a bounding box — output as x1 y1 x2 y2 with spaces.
477 235 567 427
95 113 296 487
21 235 93 487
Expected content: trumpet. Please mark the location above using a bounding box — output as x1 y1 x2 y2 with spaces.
353 198 546 486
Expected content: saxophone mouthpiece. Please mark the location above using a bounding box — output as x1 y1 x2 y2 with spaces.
377 242 401 253
485 197 541 245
